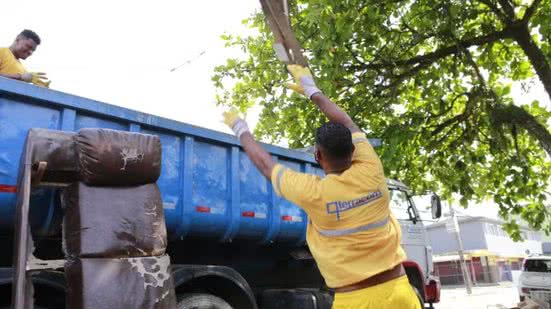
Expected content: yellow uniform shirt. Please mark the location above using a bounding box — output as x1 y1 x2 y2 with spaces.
0 47 26 75
271 132 406 288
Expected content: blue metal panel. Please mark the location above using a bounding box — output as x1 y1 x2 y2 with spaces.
0 95 60 231
262 156 281 245
174 136 195 240
189 140 229 238
0 78 326 246
141 128 182 237
236 152 271 241
0 78 316 163
129 123 141 132
221 147 241 242
75 114 126 131
274 159 307 243
60 108 76 131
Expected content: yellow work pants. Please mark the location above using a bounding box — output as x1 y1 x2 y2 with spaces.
332 276 421 309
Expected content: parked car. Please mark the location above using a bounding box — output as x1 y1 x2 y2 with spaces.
518 255 551 303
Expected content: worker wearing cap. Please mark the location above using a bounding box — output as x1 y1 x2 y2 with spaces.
223 65 420 308
0 29 50 87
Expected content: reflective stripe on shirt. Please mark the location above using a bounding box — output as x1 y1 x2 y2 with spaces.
311 216 390 237
274 166 288 196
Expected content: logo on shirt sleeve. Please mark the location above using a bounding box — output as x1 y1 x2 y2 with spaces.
326 191 383 220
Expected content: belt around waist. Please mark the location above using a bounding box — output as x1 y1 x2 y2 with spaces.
334 264 406 293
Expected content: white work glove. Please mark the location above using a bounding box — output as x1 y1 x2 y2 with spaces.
286 64 322 99
20 72 33 82
222 107 250 139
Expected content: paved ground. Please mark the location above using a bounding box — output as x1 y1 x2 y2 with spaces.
434 282 520 309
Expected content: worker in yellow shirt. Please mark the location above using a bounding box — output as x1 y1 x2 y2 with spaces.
0 29 50 87
223 65 420 309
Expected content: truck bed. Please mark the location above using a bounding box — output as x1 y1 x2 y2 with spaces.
0 77 322 245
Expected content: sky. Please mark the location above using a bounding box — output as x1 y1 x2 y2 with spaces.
2 1 550 221
2 1 549 133
1 0 262 133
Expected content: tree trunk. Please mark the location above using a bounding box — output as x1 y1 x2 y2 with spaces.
491 103 551 157
512 23 551 102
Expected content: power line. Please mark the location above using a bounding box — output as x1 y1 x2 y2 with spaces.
170 51 206 72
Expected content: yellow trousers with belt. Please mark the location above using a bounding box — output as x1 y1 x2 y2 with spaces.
332 276 421 309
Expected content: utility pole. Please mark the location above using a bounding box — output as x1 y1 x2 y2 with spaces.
449 204 473 294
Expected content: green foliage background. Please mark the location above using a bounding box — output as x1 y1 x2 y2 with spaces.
213 0 551 240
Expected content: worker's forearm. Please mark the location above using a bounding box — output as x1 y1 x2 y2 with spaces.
239 132 276 179
0 73 23 81
310 93 360 133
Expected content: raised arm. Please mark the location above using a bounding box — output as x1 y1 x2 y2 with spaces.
222 108 319 206
221 65 362 180
287 65 361 133
223 108 275 179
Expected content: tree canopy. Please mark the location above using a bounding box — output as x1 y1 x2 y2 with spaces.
213 0 551 239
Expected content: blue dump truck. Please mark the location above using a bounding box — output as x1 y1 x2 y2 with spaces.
0 78 442 308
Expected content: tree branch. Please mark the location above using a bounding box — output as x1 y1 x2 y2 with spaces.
492 104 551 157
363 29 512 70
431 113 467 137
385 63 428 89
430 92 471 118
497 0 516 20
522 0 542 23
478 0 510 23
454 29 551 158
512 24 551 102
445 126 471 152
433 121 462 149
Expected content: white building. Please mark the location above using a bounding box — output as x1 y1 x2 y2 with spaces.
427 216 543 285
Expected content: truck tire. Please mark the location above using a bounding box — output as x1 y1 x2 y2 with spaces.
177 293 233 309
411 285 424 308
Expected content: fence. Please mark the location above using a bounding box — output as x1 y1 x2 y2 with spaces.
434 257 520 285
